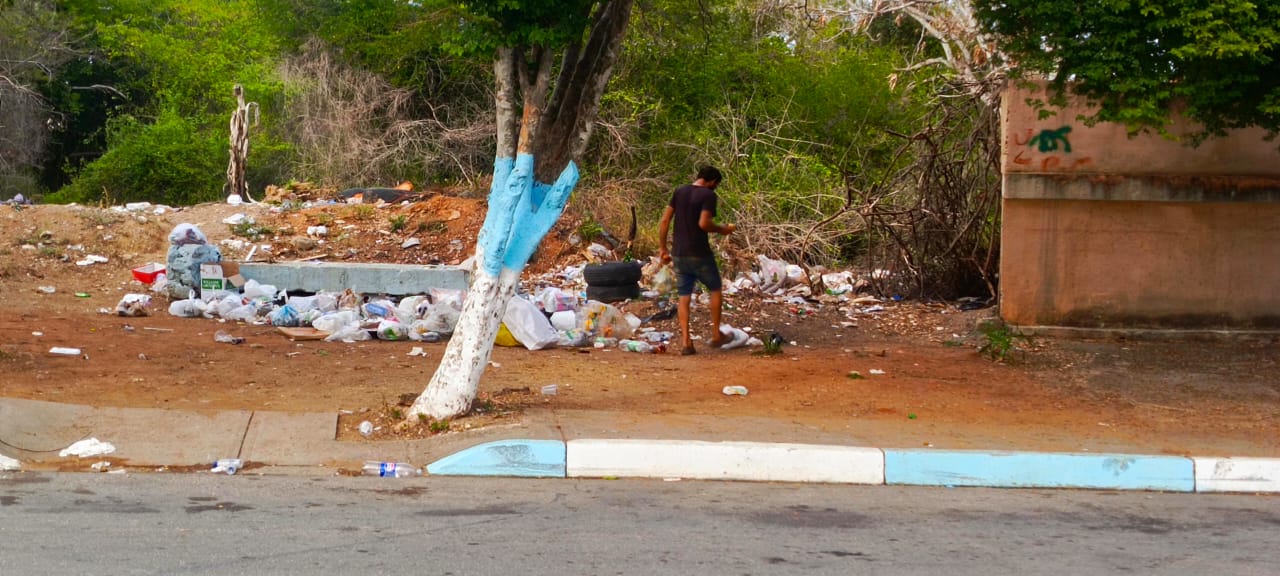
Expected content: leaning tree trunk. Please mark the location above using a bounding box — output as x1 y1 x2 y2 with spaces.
409 0 633 421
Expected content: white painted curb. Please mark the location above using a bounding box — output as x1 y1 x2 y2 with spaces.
566 439 884 484
1194 457 1280 493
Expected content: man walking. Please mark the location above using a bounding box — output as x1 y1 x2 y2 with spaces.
658 166 736 355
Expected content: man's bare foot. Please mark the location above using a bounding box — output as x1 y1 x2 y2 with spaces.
708 337 729 348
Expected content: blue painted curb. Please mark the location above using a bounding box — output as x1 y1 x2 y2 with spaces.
426 439 566 478
885 449 1195 492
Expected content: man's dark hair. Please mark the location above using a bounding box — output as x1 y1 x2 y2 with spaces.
696 165 722 184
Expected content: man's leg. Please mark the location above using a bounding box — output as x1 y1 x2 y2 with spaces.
708 290 725 347
677 294 693 351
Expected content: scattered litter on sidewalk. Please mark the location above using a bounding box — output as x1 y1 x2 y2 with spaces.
36 285 55 294
91 461 111 471
359 421 374 437
0 454 20 471
722 385 749 396
49 347 82 356
869 369 886 375
407 346 427 356
540 384 558 395
75 254 109 266
60 437 116 458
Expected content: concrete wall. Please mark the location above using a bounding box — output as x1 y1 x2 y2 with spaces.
1000 83 1280 329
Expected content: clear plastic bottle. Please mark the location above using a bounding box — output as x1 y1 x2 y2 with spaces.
617 339 654 353
211 458 243 475
363 461 422 478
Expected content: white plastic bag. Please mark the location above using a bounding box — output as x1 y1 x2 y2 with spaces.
421 288 465 334
168 292 209 318
756 255 789 293
397 295 432 321
312 310 360 334
167 223 208 246
503 296 559 351
375 319 410 341
537 287 577 313
325 325 372 342
242 279 279 300
223 302 259 323
115 294 152 317
717 324 751 350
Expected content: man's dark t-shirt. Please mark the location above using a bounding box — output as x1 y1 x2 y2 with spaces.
669 184 717 258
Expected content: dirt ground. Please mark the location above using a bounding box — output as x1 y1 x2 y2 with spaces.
1 200 1277 457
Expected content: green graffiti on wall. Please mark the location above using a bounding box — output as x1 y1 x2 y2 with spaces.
1028 126 1073 153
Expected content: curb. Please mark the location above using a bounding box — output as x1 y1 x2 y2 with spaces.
424 439 1280 493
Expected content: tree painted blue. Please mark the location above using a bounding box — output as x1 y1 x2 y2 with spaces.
477 154 579 276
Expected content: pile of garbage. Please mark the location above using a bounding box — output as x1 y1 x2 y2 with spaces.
114 223 918 352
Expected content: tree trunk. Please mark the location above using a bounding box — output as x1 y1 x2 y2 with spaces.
409 0 632 422
226 84 257 202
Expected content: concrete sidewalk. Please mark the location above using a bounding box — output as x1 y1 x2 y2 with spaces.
1 397 1277 493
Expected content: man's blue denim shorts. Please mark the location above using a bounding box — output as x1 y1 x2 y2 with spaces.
672 256 722 296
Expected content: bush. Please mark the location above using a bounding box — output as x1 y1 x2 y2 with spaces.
48 110 225 206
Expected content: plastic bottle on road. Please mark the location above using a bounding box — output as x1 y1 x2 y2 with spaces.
617 339 654 353
363 461 422 478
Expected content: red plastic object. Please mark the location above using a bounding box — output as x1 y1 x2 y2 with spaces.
131 263 166 284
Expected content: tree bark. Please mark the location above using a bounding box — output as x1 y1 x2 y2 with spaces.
409 0 632 421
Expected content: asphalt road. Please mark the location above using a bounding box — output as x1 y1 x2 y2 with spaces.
1 472 1277 575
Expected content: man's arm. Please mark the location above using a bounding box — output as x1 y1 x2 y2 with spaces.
698 210 736 235
657 205 675 262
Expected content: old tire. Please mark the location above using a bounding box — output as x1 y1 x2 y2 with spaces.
586 283 641 303
583 261 642 286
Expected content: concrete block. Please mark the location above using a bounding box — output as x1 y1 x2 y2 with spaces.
238 262 468 296
1194 457 1280 493
566 439 885 484
885 449 1194 491
427 439 565 477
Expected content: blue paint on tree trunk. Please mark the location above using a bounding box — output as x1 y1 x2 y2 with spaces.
476 154 579 276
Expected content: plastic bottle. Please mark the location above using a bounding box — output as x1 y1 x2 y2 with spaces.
617 339 654 353
211 458 243 475
363 461 422 478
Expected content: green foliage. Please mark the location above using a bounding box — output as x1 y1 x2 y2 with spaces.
577 216 603 242
974 0 1280 138
977 321 1032 363
388 214 408 233
50 0 290 204
47 110 224 205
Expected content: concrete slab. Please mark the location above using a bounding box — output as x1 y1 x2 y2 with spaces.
238 262 468 296
239 411 338 466
0 398 97 457
426 439 565 477
885 449 1195 491
1194 457 1280 493
1 399 251 467
567 439 885 484
96 407 252 467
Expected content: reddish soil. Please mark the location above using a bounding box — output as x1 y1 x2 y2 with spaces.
1 201 1277 457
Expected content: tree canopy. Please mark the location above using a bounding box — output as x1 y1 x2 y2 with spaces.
974 0 1280 138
